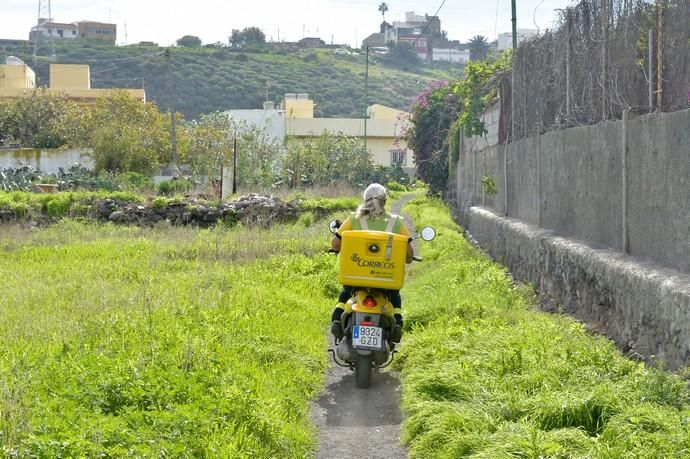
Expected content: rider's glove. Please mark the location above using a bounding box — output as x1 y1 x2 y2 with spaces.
330 320 343 340
391 325 403 343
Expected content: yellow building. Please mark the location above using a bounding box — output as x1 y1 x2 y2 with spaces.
0 62 145 103
0 62 36 89
283 94 413 170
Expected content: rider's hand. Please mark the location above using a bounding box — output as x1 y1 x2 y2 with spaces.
330 320 343 340
391 325 403 343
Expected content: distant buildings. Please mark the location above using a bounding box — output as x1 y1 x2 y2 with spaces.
30 19 116 44
297 37 325 48
363 11 474 64
0 58 144 103
432 48 470 64
226 93 413 172
497 29 538 50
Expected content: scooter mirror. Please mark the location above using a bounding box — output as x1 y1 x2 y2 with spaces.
329 219 342 234
420 226 436 241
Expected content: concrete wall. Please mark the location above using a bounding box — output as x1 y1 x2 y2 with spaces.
458 109 690 273
0 148 93 173
452 109 690 368
225 109 286 145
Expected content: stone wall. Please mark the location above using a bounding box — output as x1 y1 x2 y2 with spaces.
451 109 690 368
460 207 690 369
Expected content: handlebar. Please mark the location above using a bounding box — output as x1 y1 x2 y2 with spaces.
412 256 423 262
328 249 339 254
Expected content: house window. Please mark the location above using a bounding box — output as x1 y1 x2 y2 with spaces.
390 149 406 166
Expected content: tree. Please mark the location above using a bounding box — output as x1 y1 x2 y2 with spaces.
281 132 372 188
229 27 266 50
63 90 173 174
468 35 490 61
0 91 72 148
378 2 389 21
385 41 420 68
185 112 234 178
176 35 202 47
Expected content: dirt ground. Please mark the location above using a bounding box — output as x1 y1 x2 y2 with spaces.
309 194 418 459
309 342 408 459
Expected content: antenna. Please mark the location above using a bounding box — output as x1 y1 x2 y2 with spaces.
33 0 56 62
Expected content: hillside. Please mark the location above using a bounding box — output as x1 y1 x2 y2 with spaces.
4 40 459 120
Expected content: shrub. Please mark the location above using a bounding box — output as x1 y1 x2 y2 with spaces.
117 172 154 191
158 178 194 195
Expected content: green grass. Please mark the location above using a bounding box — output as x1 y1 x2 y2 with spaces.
0 191 144 219
4 194 689 457
397 197 690 458
0 219 339 457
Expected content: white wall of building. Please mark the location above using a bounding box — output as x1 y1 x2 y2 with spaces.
433 48 469 63
497 29 538 50
224 108 286 145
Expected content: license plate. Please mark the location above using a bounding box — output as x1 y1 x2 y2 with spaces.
352 325 383 350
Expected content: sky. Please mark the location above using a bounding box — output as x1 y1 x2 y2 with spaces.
2 0 575 48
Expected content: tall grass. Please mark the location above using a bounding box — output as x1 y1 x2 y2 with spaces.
0 219 339 457
397 197 690 458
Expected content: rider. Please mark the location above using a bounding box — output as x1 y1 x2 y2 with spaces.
330 183 414 344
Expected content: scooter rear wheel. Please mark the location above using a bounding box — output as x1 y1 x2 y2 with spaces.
355 354 373 388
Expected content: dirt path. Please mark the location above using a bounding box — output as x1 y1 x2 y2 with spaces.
310 194 418 459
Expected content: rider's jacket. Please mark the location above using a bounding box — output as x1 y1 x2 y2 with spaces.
336 212 410 237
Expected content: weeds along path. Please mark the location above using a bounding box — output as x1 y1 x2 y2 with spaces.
309 194 418 459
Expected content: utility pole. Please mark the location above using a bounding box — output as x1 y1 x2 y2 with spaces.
165 48 179 172
364 46 369 152
511 0 517 50
232 135 238 194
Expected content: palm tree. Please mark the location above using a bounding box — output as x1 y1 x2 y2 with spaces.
378 2 389 21
468 35 490 61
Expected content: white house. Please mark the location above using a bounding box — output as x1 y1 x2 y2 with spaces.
432 48 470 64
497 29 538 50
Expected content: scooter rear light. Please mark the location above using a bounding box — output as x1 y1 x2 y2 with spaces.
362 296 377 307
360 321 374 326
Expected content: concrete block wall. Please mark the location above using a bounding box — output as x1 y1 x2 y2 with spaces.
457 109 690 274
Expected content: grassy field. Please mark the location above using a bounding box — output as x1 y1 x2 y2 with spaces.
3 192 689 457
396 197 690 457
0 218 340 457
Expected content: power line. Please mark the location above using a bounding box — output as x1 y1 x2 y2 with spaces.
420 0 448 36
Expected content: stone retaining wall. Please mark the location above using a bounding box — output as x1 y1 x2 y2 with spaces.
461 206 690 369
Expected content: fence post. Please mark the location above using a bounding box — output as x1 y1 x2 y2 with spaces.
648 29 654 112
656 0 664 111
537 130 542 227
504 143 508 216
621 110 628 253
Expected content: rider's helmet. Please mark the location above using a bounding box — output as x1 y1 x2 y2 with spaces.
363 183 387 203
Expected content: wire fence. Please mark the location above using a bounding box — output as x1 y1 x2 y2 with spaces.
504 0 689 141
